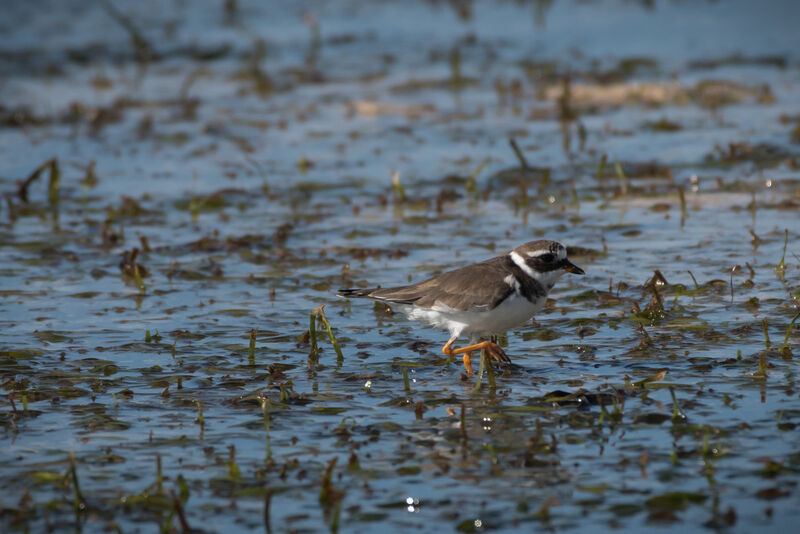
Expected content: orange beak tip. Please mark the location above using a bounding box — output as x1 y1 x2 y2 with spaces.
564 261 585 275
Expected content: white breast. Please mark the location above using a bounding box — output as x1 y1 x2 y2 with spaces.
398 292 544 337
462 292 543 335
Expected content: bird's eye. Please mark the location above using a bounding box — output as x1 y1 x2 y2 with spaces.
538 253 555 262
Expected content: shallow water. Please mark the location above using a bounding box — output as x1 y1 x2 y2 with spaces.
1 0 799 532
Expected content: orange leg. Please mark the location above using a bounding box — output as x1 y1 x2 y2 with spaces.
461 352 473 376
442 339 474 375
442 339 511 376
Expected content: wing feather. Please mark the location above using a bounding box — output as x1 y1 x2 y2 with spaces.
363 256 514 311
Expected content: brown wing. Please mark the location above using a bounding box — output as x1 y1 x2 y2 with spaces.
360 256 514 311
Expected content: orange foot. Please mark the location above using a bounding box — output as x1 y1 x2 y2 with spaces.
442 340 511 376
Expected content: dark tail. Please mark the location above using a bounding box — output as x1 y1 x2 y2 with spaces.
337 288 377 299
337 287 419 305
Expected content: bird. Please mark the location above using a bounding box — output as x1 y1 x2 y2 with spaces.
337 240 584 375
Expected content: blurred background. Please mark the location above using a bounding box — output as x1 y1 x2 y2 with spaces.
1 1 799 532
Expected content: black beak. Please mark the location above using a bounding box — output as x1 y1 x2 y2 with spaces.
562 259 585 275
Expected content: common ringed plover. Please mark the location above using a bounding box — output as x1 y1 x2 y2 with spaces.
338 240 584 375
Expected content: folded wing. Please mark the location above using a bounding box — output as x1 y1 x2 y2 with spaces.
338 256 514 311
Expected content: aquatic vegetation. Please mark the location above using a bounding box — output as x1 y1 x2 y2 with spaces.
1 1 799 532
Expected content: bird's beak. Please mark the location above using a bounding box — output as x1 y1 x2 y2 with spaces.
562 259 585 275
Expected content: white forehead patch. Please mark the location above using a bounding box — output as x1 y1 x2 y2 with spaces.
526 244 566 260
526 249 551 258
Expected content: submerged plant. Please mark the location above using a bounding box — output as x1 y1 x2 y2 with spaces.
249 328 257 366
775 229 789 280
780 312 800 357
509 138 529 170
309 304 344 363
391 170 406 203
261 396 272 461
319 457 343 507
464 158 489 195
68 452 85 522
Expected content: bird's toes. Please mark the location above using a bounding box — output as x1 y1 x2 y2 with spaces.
486 343 511 365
